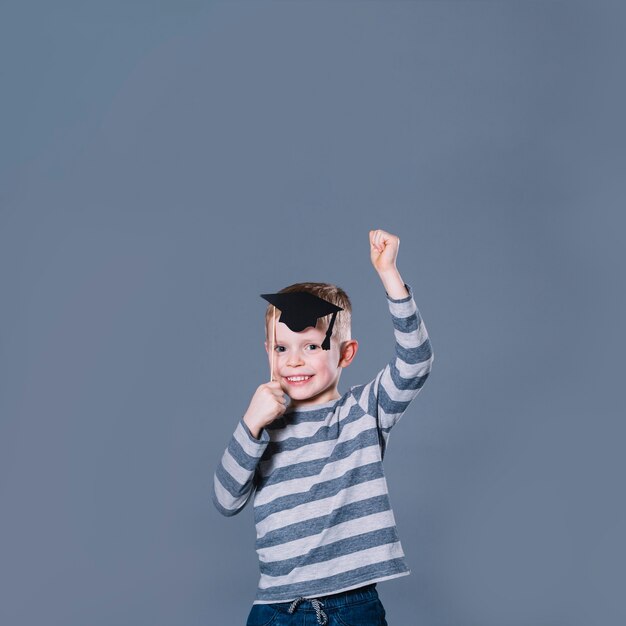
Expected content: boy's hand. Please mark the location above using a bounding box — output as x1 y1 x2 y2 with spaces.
370 229 400 273
243 381 287 439
370 229 409 299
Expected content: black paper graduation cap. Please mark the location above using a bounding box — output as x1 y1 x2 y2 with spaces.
260 291 343 351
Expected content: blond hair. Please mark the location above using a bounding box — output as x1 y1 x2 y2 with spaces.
264 282 352 347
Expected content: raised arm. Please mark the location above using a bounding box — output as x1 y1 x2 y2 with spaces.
354 230 434 453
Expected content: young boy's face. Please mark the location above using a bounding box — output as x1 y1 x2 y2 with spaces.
265 320 355 408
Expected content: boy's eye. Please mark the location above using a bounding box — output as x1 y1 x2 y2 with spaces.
306 344 319 351
274 346 286 352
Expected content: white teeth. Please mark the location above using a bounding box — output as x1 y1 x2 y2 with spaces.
286 376 312 382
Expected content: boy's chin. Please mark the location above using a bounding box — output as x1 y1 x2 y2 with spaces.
284 386 317 400
285 390 313 400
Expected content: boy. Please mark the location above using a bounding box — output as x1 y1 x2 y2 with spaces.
213 229 434 625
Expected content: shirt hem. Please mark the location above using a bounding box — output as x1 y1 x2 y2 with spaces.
252 570 411 605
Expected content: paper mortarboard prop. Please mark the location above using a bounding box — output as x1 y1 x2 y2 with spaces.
261 292 343 351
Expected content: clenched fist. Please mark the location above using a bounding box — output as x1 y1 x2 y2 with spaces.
370 229 400 274
242 381 287 439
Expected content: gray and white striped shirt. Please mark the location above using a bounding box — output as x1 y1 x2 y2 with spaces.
213 285 434 603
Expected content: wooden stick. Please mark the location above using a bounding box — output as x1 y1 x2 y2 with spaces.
270 306 276 381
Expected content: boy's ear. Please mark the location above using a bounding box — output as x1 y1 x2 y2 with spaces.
338 339 358 368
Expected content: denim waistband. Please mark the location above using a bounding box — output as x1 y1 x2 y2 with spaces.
274 583 378 613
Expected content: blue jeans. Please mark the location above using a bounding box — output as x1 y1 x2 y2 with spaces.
246 583 388 626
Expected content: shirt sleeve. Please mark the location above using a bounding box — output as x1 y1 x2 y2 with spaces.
351 283 434 455
212 418 270 516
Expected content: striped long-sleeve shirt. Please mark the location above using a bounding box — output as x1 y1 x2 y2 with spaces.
212 285 434 603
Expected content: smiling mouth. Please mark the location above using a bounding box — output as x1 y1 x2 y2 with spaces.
284 375 314 385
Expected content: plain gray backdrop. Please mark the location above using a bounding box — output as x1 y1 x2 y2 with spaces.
1 1 624 625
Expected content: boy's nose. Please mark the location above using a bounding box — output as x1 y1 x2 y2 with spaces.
286 352 305 366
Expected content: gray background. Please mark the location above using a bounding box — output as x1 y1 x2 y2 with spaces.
1 1 624 625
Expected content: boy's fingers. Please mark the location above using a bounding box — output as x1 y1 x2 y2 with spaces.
379 230 399 249
267 382 286 402
370 229 383 252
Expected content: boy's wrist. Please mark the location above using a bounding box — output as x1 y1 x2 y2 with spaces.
242 413 263 440
377 266 408 300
